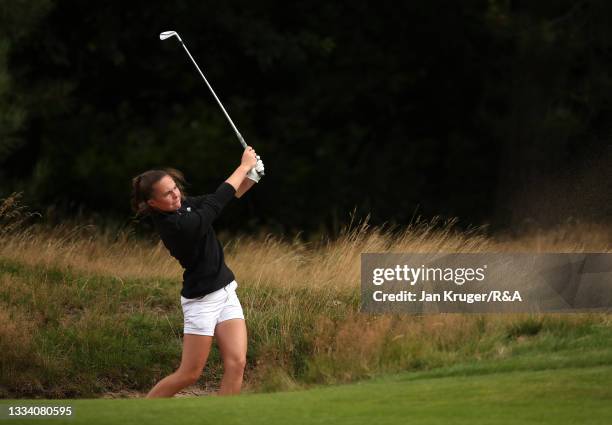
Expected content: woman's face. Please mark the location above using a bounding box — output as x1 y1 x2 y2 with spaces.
147 175 182 212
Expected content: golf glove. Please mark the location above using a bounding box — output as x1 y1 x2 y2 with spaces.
255 155 265 175
246 156 265 183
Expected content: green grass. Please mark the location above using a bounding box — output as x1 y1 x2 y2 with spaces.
2 364 611 425
3 325 612 424
2 200 611 421
2 255 612 413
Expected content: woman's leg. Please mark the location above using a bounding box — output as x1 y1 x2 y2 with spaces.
146 334 213 398
214 318 247 395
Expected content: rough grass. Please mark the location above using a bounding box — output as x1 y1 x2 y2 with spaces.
0 191 610 398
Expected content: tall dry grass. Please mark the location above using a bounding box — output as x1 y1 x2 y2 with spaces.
1 192 609 293
1 191 611 397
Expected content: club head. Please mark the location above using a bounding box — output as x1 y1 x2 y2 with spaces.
159 31 180 41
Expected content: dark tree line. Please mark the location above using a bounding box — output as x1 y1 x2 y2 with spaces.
1 0 610 238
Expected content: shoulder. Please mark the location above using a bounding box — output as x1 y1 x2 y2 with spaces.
150 208 180 230
185 194 207 203
184 193 211 209
150 207 173 220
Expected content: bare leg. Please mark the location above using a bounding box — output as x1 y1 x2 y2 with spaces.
146 334 213 398
215 318 247 395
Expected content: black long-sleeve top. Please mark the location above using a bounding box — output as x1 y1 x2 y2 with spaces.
151 181 237 298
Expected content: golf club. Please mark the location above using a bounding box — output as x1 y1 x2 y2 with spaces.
159 30 252 153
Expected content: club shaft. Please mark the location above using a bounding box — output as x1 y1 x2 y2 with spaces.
178 40 247 149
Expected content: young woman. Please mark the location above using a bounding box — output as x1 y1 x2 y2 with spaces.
130 146 263 398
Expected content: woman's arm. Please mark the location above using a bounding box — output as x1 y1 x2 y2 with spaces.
225 146 258 191
174 182 236 238
234 178 256 198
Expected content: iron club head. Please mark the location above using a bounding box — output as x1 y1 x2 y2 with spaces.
159 31 181 41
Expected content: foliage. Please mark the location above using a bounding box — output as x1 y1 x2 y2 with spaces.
0 1 611 236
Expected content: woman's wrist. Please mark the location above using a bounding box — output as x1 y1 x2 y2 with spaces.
238 164 251 174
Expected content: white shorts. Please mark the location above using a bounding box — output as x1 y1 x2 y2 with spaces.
180 280 245 336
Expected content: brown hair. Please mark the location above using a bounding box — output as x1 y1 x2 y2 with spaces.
130 167 188 217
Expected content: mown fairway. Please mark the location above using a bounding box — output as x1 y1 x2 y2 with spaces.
3 360 611 425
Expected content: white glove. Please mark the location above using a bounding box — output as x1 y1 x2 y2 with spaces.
254 155 265 176
246 156 265 183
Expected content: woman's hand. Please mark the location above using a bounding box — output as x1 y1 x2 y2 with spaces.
226 146 261 192
241 146 258 170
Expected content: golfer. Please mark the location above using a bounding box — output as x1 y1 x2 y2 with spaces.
130 146 263 397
